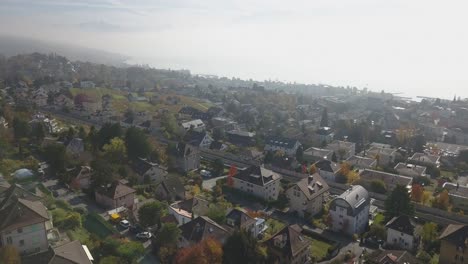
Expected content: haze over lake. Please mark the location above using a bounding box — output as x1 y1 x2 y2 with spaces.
2 0 468 99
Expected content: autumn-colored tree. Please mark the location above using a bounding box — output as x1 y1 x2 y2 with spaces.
433 189 450 210
347 170 360 184
227 164 237 187
339 162 351 177
0 245 20 264
309 164 317 174
422 191 432 205
411 184 424 202
174 238 223 264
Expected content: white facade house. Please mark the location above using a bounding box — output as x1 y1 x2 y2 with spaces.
385 215 416 251
329 185 370 236
181 119 205 132
168 197 209 226
286 173 330 218
232 166 282 201
264 137 302 156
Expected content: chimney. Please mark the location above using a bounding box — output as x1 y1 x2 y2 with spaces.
308 175 314 184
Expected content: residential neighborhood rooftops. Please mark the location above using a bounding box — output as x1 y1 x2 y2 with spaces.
314 159 341 174
96 180 136 200
264 224 310 259
0 195 49 233
366 249 421 264
331 185 369 216
409 152 440 165
303 147 332 159
292 173 329 201
265 137 300 149
346 155 377 169
225 208 256 230
233 166 281 186
385 215 415 236
180 216 230 244
359 169 413 189
394 162 427 177
442 182 468 198
439 224 468 248
22 240 93 264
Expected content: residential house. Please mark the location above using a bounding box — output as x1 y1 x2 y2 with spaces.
154 175 186 202
70 166 93 190
31 88 48 107
315 127 334 144
408 152 441 168
173 143 200 172
0 185 50 255
168 197 210 226
183 130 213 149
442 182 468 212
394 163 427 178
346 155 377 170
313 160 342 182
66 138 85 158
264 137 302 156
359 169 413 194
224 208 267 238
53 94 73 110
80 81 95 89
385 215 417 250
286 173 330 218
95 180 136 209
211 117 238 132
264 224 311 264
209 141 228 151
439 224 468 264
366 249 421 264
364 146 397 167
131 157 168 183
178 216 230 248
329 185 370 236
226 130 256 146
22 240 94 264
327 140 356 160
303 147 333 163
181 119 206 132
232 165 282 201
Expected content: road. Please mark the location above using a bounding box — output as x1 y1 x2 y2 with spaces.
202 175 226 190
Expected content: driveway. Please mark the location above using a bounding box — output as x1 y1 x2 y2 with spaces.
202 175 226 190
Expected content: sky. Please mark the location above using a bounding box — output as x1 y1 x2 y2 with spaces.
1 0 468 99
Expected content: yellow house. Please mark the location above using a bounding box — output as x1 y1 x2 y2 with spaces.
439 224 468 264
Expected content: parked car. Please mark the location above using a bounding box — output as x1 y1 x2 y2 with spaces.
119 219 130 229
200 169 212 178
136 232 152 240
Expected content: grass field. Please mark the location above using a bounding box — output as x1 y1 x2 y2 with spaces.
83 213 118 238
310 237 333 261
263 218 286 240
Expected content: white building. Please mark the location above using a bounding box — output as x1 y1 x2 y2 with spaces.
327 140 356 161
232 166 282 201
80 81 96 89
264 137 302 156
286 173 330 218
329 185 370 236
385 215 416 251
168 197 209 226
181 119 206 132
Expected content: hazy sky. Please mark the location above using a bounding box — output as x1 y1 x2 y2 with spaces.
1 0 468 98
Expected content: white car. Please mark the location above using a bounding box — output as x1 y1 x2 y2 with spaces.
200 170 212 178
136 232 152 240
119 219 130 229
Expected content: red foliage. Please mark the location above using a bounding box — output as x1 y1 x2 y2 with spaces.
174 238 223 264
411 184 424 202
227 164 237 187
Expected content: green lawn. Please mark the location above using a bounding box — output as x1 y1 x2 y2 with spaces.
373 213 385 225
263 218 286 240
310 238 333 262
83 213 118 238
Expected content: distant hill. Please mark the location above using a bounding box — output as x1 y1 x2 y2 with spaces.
0 35 129 66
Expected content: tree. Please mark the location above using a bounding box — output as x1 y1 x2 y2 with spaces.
411 135 426 153
366 224 386 240
78 126 87 139
422 191 432 205
222 230 265 264
0 245 20 264
12 117 30 140
31 122 45 141
309 164 317 174
385 185 414 218
412 184 424 202
212 158 224 176
370 180 387 194
331 152 337 162
138 200 166 228
103 137 127 163
97 123 122 149
43 143 67 174
295 147 304 162
433 189 450 210
421 222 438 245
174 238 223 264
116 240 145 262
125 126 151 160
99 256 126 264
157 223 181 247
227 165 237 187
213 128 225 141
91 158 115 187
320 107 328 127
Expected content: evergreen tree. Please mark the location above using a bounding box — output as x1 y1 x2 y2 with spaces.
320 107 329 127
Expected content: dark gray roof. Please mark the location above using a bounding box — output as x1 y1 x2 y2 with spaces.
96 180 135 199
346 155 376 168
330 185 369 216
22 240 92 264
171 197 209 216
290 173 329 201
360 169 413 189
394 163 426 177
264 224 310 259
183 130 209 146
233 166 281 186
180 216 230 244
265 137 299 149
314 160 341 173
366 249 421 264
225 208 256 230
385 215 415 236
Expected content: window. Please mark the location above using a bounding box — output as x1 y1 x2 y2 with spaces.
19 240 25 246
